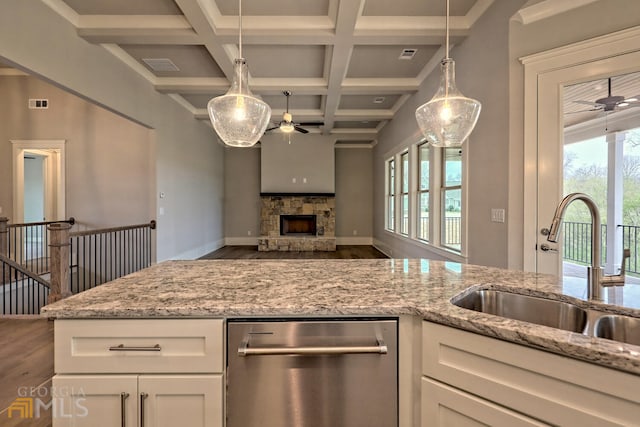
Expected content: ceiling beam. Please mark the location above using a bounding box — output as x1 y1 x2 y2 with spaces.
321 0 366 135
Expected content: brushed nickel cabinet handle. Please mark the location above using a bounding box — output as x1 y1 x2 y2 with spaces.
120 392 129 427
108 344 161 352
140 393 148 427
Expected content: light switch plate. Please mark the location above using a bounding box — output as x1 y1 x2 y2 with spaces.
491 208 505 223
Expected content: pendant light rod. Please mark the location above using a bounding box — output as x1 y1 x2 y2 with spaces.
238 0 242 59
445 0 450 59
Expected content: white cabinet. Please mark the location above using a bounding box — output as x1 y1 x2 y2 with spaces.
52 319 224 427
422 321 640 427
53 374 222 427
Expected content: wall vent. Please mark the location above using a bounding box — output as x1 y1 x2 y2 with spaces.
142 58 180 72
28 99 49 109
399 48 417 60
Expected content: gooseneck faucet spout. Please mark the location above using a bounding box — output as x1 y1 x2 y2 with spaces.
547 192 629 301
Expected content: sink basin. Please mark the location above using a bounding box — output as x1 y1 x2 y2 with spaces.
594 315 640 346
453 289 587 333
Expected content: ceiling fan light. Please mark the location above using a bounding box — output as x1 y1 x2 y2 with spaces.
208 59 271 147
280 122 295 133
618 102 630 107
625 97 638 102
416 59 481 147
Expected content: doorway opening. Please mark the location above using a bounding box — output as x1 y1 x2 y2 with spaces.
11 140 66 224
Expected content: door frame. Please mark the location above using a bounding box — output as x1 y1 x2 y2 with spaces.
11 139 66 223
520 26 640 273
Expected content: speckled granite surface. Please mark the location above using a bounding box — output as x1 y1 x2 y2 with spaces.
41 259 640 374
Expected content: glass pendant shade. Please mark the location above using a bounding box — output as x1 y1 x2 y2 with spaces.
208 59 272 147
415 59 481 147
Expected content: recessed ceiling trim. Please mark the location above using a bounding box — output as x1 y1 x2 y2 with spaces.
356 16 470 32
78 15 192 29
102 43 157 83
41 0 79 26
214 16 334 31
341 77 420 94
514 0 599 25
154 77 231 93
335 109 394 120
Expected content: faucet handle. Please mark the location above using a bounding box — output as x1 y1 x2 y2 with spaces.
601 248 630 287
620 248 631 273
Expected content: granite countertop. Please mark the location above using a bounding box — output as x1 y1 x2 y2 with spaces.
41 259 640 375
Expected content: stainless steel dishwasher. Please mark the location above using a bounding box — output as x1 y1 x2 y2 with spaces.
226 318 398 427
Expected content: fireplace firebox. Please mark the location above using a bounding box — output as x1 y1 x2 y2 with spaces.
280 215 317 236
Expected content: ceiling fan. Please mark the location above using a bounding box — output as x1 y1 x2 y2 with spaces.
266 91 323 134
572 77 640 113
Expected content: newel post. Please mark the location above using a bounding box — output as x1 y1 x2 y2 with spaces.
0 217 7 258
48 222 72 303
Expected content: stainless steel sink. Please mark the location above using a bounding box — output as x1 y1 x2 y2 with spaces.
594 315 640 346
452 289 588 333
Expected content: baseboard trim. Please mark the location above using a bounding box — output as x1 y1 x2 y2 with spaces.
170 238 225 260
225 236 373 246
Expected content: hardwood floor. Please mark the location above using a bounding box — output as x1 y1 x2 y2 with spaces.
0 317 53 427
200 245 389 259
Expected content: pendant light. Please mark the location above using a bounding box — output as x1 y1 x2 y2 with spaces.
415 0 481 147
207 0 271 147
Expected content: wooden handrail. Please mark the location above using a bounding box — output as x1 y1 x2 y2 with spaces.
69 220 156 238
0 254 51 289
7 217 75 228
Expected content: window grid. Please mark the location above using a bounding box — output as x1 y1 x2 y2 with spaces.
386 159 395 231
417 143 430 242
400 152 409 235
441 148 462 252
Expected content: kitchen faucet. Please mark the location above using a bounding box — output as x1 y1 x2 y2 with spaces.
546 192 630 301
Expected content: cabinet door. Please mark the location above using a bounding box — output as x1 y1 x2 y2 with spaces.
53 375 137 427
138 375 223 427
422 378 549 427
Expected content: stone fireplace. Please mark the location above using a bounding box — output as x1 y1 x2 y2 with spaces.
259 195 336 251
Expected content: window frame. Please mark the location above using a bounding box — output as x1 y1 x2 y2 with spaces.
400 151 410 235
385 158 395 232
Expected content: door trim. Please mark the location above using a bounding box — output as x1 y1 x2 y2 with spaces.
11 139 66 223
520 26 640 273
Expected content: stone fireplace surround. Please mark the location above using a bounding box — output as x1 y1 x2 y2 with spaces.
259 194 336 251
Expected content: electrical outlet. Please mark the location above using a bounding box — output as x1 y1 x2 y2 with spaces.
247 230 252 236
353 229 358 236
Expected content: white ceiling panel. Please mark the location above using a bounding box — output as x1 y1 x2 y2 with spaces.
339 94 401 109
62 0 182 15
121 45 225 78
362 0 476 16
347 45 439 78
216 0 330 16
242 45 326 78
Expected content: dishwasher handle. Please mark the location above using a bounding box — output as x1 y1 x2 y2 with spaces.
238 338 388 356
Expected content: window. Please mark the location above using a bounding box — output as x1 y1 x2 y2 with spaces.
400 152 409 235
441 148 462 252
417 143 430 241
386 159 395 231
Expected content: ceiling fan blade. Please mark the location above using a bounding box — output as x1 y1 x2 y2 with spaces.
573 100 602 107
265 126 279 132
297 122 325 127
294 125 309 134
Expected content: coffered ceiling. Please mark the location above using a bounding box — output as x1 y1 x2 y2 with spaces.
43 0 495 144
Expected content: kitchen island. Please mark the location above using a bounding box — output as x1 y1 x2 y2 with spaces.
41 259 640 426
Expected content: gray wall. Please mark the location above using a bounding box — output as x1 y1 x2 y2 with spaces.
224 147 261 239
335 147 373 239
0 75 154 229
0 0 225 261
223 143 373 242
374 0 526 266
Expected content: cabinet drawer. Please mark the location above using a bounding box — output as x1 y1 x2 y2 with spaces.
55 319 223 374
422 321 640 426
422 378 549 427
